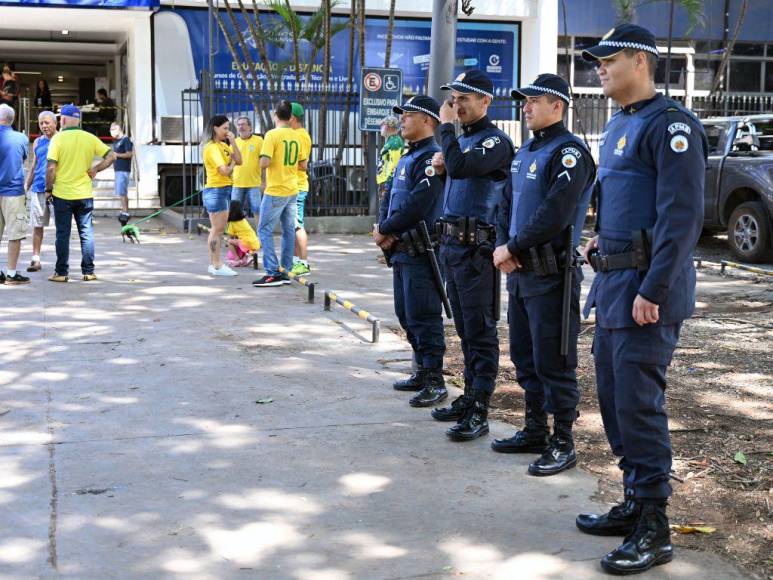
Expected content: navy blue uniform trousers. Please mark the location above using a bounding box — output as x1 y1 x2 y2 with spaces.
443 247 498 393
508 280 581 423
593 322 681 500
393 260 445 371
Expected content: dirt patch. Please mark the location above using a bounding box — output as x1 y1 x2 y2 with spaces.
439 272 772 579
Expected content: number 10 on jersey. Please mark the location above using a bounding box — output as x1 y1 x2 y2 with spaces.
283 140 299 166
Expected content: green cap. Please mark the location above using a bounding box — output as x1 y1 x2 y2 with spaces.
291 102 304 118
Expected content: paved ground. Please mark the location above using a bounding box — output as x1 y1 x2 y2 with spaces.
0 220 751 579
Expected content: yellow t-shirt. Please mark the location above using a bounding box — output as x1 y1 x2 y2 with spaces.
233 135 264 188
295 128 312 193
47 128 111 200
260 126 306 197
203 141 233 188
226 218 260 251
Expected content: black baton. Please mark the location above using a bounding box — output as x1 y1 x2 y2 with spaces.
493 266 501 322
418 221 452 319
560 225 575 357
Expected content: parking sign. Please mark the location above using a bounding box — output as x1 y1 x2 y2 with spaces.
359 67 403 132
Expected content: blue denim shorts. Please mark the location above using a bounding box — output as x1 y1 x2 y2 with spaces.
114 171 130 196
202 186 232 213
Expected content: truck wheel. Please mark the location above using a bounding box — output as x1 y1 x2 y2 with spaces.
727 201 772 263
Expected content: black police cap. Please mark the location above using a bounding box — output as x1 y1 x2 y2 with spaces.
581 23 659 62
440 69 494 99
512 73 571 104
393 95 441 122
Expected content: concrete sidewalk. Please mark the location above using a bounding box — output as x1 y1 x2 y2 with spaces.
0 221 748 579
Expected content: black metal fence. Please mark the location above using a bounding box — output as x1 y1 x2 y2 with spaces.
180 80 772 221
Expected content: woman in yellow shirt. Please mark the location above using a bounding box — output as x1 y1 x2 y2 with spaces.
202 115 242 276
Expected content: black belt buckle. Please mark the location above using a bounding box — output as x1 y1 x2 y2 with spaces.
467 217 478 245
588 250 601 273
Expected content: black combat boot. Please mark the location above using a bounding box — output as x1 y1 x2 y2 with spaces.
446 391 490 441
393 367 426 391
600 500 673 575
576 488 640 536
431 381 473 421
409 370 448 407
527 421 577 476
491 405 549 453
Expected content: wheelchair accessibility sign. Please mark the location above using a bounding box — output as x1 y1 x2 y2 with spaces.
359 67 403 132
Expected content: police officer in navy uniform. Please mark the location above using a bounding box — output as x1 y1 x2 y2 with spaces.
491 74 595 476
430 70 515 441
374 96 448 407
575 25 708 575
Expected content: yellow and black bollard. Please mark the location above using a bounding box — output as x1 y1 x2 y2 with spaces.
323 290 380 343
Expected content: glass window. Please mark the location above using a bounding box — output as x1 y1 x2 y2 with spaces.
557 54 571 82
702 122 729 156
655 56 686 88
574 56 600 87
732 42 765 57
695 59 721 91
558 36 570 49
694 40 723 56
574 36 601 50
729 61 762 92
766 62 773 92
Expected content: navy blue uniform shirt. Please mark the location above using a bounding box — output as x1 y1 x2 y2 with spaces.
496 121 595 254
378 136 444 236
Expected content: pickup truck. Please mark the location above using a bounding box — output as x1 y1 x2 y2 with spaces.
702 115 773 263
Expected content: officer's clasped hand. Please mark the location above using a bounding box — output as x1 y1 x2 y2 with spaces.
582 235 599 263
493 244 521 274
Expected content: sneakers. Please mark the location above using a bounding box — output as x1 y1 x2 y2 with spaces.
48 274 69 283
4 272 30 285
27 260 41 272
208 264 238 277
82 273 98 282
290 261 311 275
252 274 290 287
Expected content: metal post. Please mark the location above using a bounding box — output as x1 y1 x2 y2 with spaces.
428 0 457 103
324 290 332 311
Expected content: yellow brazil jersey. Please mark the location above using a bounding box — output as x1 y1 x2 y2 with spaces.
260 126 305 197
294 128 312 193
233 134 263 188
203 140 233 188
47 128 111 200
226 218 260 251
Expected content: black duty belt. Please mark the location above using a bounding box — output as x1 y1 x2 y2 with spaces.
394 229 439 256
588 251 641 273
440 220 495 246
589 230 652 273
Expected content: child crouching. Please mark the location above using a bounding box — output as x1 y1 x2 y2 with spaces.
226 200 261 267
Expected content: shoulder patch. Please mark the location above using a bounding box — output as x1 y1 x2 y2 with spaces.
425 166 436 177
670 134 689 153
667 122 691 135
561 146 582 158
481 136 500 149
561 154 578 168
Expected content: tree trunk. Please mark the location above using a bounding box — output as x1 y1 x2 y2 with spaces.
318 0 332 162
384 0 397 67
336 0 357 163
358 0 369 189
284 0 302 89
710 0 749 96
213 8 261 114
222 0 262 94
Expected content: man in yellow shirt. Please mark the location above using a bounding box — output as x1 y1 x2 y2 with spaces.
253 100 307 287
289 102 312 275
45 104 116 282
232 116 263 229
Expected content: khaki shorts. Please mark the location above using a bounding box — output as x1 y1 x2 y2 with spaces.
0 195 28 242
30 192 52 228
